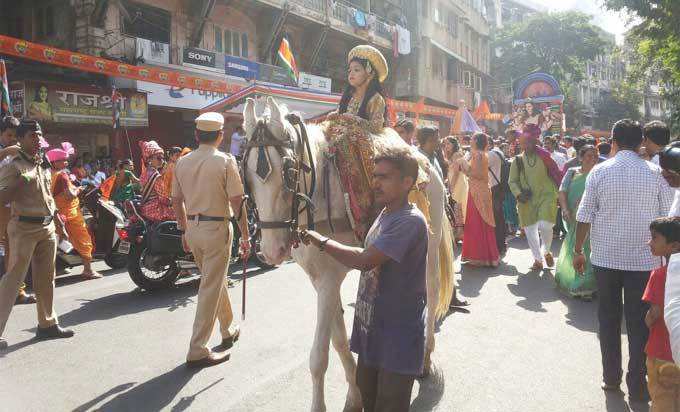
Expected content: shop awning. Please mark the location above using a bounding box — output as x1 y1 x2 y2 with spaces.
200 83 341 120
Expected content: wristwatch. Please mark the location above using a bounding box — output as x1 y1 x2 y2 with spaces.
319 237 330 252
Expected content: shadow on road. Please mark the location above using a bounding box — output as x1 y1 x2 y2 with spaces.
411 363 445 411
58 279 201 328
560 293 598 333
79 364 204 411
72 382 136 412
506 268 560 312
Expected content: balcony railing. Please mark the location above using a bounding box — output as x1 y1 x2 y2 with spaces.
330 1 394 43
289 0 327 14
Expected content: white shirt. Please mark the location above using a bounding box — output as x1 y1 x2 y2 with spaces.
576 150 674 271
550 151 568 172
664 253 680 364
230 132 244 157
488 148 503 188
671 189 680 217
651 153 660 165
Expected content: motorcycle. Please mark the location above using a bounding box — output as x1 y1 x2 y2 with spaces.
55 183 128 273
121 199 273 291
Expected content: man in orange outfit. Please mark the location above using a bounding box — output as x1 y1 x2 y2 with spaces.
46 143 101 279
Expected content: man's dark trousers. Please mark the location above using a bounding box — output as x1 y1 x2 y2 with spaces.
491 185 506 255
594 266 650 396
356 357 415 412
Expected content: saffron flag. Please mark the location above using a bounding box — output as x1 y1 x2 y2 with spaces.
0 59 11 116
277 37 298 83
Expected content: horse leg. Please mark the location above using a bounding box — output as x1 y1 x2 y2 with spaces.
329 294 362 412
309 279 337 412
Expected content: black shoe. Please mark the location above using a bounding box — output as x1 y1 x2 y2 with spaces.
15 293 37 305
601 381 621 391
35 325 75 340
218 326 241 351
0 337 7 350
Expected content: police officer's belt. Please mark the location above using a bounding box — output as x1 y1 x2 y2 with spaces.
187 215 227 222
18 215 53 225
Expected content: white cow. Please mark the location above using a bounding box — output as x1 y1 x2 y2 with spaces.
242 97 452 412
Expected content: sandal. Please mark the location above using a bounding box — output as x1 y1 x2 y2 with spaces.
15 293 37 305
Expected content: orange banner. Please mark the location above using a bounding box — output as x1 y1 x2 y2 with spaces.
0 35 242 94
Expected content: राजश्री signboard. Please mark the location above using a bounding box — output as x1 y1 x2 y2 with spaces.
23 81 148 127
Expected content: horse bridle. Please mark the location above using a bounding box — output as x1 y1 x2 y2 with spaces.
241 114 316 238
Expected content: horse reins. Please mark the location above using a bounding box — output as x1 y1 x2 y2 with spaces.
241 114 317 240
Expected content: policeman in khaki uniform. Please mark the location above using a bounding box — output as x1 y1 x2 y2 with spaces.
0 120 74 350
172 112 250 368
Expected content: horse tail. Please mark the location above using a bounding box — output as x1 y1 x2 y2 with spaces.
435 216 456 320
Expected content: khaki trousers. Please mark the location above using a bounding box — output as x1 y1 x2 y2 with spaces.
0 219 58 336
647 357 680 412
0 205 26 294
185 220 235 361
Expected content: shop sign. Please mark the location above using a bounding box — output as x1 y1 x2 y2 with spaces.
258 63 297 87
224 55 259 81
298 72 332 93
138 80 226 110
24 81 148 127
9 81 25 117
182 47 217 69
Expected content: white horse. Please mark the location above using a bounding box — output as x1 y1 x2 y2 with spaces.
242 97 451 412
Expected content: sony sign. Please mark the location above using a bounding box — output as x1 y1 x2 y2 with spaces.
182 47 217 69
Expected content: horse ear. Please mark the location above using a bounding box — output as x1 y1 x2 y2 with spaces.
244 98 257 137
267 96 285 139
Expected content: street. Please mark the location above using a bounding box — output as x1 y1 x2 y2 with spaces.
0 238 648 412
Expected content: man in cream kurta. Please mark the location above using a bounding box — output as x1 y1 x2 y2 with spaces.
172 112 250 368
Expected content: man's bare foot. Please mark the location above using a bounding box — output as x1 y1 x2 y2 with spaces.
81 271 103 280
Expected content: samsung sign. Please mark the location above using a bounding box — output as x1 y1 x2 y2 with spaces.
225 55 259 81
182 48 217 69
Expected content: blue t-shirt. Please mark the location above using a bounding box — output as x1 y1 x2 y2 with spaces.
349 203 428 376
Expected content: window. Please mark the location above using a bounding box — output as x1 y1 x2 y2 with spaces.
463 71 472 87
447 12 458 37
121 1 171 43
221 30 249 58
433 7 440 24
241 33 249 58
215 26 223 53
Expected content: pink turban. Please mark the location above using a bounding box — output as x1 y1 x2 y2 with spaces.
521 124 542 141
139 140 164 160
46 142 75 163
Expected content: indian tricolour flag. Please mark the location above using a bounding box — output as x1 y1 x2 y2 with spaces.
277 37 299 83
0 59 11 117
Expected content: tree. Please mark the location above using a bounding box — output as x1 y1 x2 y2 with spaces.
593 85 642 131
492 11 607 90
603 0 680 134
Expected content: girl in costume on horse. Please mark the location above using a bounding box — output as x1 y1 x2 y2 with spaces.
337 45 389 134
329 45 390 240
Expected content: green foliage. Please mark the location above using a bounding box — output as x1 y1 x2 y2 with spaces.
603 0 680 134
492 11 607 89
593 85 642 131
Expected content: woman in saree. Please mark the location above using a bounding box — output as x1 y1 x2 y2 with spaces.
554 145 599 299
139 140 175 223
443 136 468 240
461 133 500 267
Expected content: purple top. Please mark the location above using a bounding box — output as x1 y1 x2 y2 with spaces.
350 203 428 375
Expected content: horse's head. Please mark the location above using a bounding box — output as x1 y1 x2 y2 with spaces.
242 97 299 265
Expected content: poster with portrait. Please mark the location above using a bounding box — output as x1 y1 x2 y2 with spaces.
509 73 565 136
